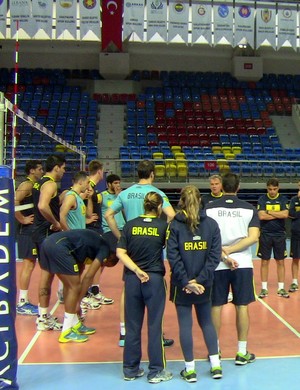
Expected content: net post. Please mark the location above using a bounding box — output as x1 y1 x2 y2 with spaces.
0 92 5 166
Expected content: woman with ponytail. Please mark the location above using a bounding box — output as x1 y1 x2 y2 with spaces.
167 185 222 382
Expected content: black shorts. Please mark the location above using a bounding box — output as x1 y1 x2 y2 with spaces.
290 235 300 259
257 233 287 260
40 238 80 275
103 231 119 253
17 232 37 260
212 268 256 306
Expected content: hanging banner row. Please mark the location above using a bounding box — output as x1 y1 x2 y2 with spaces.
0 1 299 50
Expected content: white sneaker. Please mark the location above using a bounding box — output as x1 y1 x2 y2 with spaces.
36 315 63 331
92 292 114 305
227 292 233 303
80 294 102 310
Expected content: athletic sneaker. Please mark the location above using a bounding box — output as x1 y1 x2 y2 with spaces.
148 370 173 384
180 369 197 383
277 289 289 298
119 334 125 347
36 315 63 331
210 367 223 379
258 289 268 299
92 292 114 305
80 294 102 310
227 291 233 303
57 289 64 304
124 368 144 381
235 351 256 365
59 328 88 343
289 283 299 293
163 336 174 347
72 321 96 335
16 301 38 316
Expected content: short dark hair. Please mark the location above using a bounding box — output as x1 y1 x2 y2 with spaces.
222 172 240 193
267 178 279 187
45 155 66 172
106 174 120 184
25 160 42 175
137 160 155 179
72 171 89 183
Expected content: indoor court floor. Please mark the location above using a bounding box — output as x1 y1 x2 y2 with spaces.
16 258 300 389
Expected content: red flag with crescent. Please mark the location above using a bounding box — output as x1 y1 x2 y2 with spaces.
101 0 123 51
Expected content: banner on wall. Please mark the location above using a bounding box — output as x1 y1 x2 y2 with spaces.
168 0 189 43
214 2 233 45
10 0 35 38
234 2 255 48
79 0 100 40
146 0 167 41
32 0 53 38
123 0 145 41
0 0 7 38
256 3 276 49
191 1 212 45
277 3 297 50
101 0 123 51
56 0 77 39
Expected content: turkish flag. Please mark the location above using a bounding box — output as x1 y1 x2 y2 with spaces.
101 0 123 52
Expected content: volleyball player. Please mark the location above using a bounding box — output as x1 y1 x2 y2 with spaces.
288 181 300 292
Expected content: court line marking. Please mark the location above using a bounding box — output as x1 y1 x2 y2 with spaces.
257 297 300 338
18 301 60 365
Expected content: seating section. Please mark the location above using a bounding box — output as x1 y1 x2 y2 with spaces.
119 71 300 179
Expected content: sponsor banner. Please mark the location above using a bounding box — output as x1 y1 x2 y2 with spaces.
101 0 123 51
168 0 189 43
0 0 7 38
56 0 77 39
32 0 53 38
79 0 100 40
278 3 297 50
0 170 19 390
234 1 255 48
213 1 233 45
10 0 35 38
146 0 167 41
191 1 212 45
123 0 145 41
256 3 276 49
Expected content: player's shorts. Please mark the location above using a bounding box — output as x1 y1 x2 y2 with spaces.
39 238 80 275
103 231 119 253
212 268 256 306
17 226 38 260
257 233 287 260
290 235 300 259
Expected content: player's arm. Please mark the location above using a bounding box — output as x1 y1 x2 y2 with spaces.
105 208 121 239
38 181 61 231
117 247 149 283
267 209 289 219
162 205 176 223
79 259 102 303
59 194 76 231
258 209 276 220
223 226 260 255
15 181 34 224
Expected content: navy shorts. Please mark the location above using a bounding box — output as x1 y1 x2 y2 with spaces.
103 231 119 253
17 230 37 261
290 235 300 259
40 238 81 275
212 268 256 306
257 233 287 260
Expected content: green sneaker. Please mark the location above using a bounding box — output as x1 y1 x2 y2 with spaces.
277 289 289 298
258 289 268 299
180 369 197 383
211 366 223 379
235 351 255 365
59 328 88 343
288 283 299 293
73 321 96 335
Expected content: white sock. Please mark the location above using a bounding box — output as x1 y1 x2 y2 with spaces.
209 354 221 368
62 312 77 332
19 290 28 303
38 306 48 318
292 279 298 285
58 280 63 292
185 360 195 372
120 322 126 336
262 282 268 290
278 282 284 290
238 341 247 355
